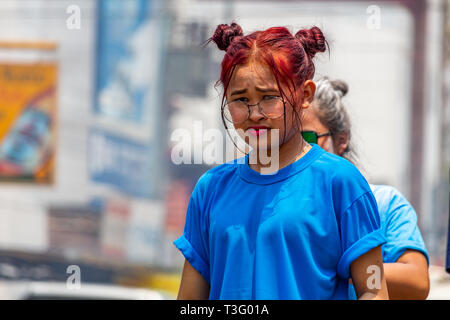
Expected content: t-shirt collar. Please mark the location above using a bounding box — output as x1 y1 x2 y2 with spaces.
238 143 324 185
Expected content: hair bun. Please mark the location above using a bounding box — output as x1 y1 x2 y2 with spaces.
330 79 348 97
295 26 327 58
210 23 243 51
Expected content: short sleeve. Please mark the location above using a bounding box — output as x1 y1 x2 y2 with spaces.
173 175 211 284
378 187 429 265
337 191 386 279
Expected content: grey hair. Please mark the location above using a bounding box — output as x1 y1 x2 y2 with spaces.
312 77 358 164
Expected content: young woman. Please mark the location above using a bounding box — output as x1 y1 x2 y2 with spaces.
301 77 430 299
174 23 389 300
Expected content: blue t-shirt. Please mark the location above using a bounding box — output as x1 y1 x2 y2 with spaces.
174 143 386 300
348 184 429 299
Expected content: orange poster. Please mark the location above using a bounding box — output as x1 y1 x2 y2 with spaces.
0 62 57 183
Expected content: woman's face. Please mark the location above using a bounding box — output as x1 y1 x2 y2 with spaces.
301 106 336 153
225 61 310 152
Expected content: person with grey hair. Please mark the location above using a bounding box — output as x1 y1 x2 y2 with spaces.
301 77 430 300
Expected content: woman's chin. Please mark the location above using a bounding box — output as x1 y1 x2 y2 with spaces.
249 141 280 156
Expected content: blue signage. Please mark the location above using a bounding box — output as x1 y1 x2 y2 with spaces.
88 129 155 198
95 0 153 124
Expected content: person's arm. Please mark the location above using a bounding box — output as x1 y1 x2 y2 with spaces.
350 246 389 300
370 186 430 299
383 249 429 300
177 260 210 300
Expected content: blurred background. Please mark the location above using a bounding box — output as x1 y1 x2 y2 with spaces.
0 0 448 299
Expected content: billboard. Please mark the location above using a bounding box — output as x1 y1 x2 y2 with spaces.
0 62 57 183
95 0 159 128
88 128 155 198
93 0 168 199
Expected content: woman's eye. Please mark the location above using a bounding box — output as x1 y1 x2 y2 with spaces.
264 95 279 99
234 97 248 102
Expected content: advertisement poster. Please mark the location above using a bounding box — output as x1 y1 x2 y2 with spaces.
95 0 159 128
88 128 155 198
93 0 169 199
0 62 57 183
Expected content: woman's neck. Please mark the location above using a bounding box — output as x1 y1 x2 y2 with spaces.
249 131 311 174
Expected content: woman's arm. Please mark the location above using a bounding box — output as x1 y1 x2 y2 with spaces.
177 260 210 300
383 250 429 300
350 246 389 300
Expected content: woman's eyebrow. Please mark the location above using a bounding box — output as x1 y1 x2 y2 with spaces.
230 87 278 96
230 88 247 96
255 86 278 92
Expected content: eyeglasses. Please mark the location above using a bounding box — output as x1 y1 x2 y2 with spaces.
222 96 285 124
301 131 332 144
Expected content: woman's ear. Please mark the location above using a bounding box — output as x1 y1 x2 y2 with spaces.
334 132 349 156
301 80 316 109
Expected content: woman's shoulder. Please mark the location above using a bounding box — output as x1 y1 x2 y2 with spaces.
369 184 416 217
313 149 364 181
202 156 244 178
311 149 373 212
370 184 407 201
193 156 245 195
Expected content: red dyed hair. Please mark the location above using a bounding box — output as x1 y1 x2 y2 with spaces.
209 22 327 109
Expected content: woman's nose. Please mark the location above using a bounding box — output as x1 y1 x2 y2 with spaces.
248 104 265 121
